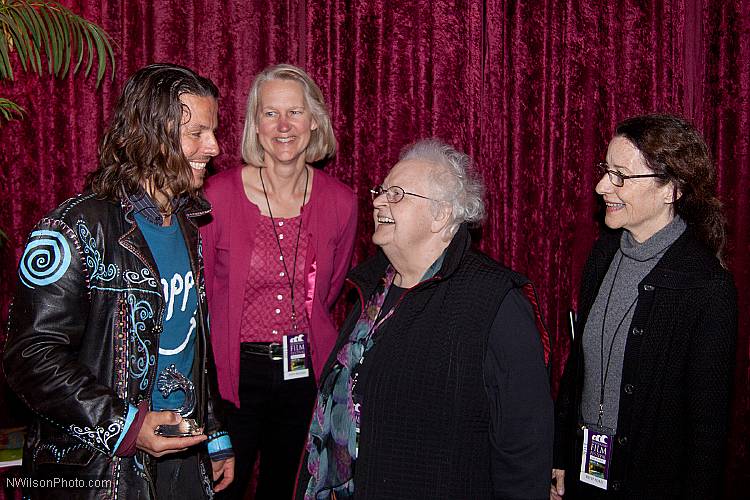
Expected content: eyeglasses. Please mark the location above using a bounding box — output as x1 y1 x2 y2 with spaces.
596 162 666 187
369 185 435 203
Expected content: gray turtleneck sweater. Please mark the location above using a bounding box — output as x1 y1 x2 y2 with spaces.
581 216 687 431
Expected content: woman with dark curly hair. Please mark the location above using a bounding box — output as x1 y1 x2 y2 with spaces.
551 114 737 499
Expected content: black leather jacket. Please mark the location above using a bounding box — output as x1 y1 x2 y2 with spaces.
3 192 225 499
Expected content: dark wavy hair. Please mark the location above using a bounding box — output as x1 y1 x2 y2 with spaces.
615 113 726 259
88 63 219 210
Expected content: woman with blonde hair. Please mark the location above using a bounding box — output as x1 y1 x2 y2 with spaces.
201 64 357 499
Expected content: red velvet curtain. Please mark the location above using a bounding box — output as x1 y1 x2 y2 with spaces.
0 0 747 494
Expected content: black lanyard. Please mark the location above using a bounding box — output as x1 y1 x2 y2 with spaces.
259 166 309 332
598 251 638 427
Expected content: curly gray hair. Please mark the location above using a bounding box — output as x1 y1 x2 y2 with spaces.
400 138 485 237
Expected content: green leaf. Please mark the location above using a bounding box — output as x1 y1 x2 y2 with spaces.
16 3 42 47
68 12 91 76
40 4 63 76
90 24 110 84
69 9 84 74
79 16 94 76
38 5 57 75
48 5 66 76
0 23 13 80
57 7 71 78
16 2 45 73
6 9 31 73
97 23 115 83
0 97 25 121
0 1 116 122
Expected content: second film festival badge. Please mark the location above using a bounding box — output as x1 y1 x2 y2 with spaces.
282 333 310 380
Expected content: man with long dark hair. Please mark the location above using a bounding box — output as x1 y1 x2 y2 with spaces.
3 64 234 499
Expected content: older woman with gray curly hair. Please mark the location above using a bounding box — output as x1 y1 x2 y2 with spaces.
295 139 554 500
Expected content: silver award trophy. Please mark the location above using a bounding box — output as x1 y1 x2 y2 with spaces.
154 364 203 437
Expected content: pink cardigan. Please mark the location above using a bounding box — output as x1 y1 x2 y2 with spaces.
200 166 358 407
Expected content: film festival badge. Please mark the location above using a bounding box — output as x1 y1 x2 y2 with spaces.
154 364 203 437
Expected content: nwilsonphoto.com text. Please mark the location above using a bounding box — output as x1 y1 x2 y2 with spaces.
6 476 113 489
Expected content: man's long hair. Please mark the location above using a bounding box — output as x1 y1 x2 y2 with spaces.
88 64 219 209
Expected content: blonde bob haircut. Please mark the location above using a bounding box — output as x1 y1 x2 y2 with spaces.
241 64 337 166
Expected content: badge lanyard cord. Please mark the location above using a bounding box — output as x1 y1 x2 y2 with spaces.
351 274 399 397
259 166 309 333
598 251 638 428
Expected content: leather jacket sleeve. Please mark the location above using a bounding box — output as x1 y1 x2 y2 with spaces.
3 217 132 456
192 215 230 445
201 325 227 437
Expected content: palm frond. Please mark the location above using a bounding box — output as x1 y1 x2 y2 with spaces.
0 18 13 79
0 97 25 120
0 0 115 84
5 8 31 73
18 2 45 73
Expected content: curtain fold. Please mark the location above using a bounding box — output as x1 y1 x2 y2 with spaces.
0 0 747 494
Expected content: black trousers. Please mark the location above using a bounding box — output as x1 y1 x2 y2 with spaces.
155 451 209 500
218 346 317 500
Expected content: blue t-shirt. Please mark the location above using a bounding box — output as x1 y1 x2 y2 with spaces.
135 213 198 411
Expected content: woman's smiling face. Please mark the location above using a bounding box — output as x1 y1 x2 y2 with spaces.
372 160 439 258
595 136 677 242
255 79 317 167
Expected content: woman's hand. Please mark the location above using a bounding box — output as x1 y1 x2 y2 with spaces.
550 469 565 499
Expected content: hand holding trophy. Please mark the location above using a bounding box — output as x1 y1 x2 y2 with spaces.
154 364 204 437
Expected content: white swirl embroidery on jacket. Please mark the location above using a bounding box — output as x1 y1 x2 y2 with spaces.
68 421 122 453
127 294 155 391
77 220 118 283
124 268 158 288
199 460 213 499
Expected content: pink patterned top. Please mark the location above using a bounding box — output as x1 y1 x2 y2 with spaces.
239 213 311 343
202 166 359 406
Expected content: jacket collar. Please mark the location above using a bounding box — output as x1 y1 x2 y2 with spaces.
642 226 725 289
121 185 211 225
595 226 723 290
115 187 209 286
348 223 473 297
